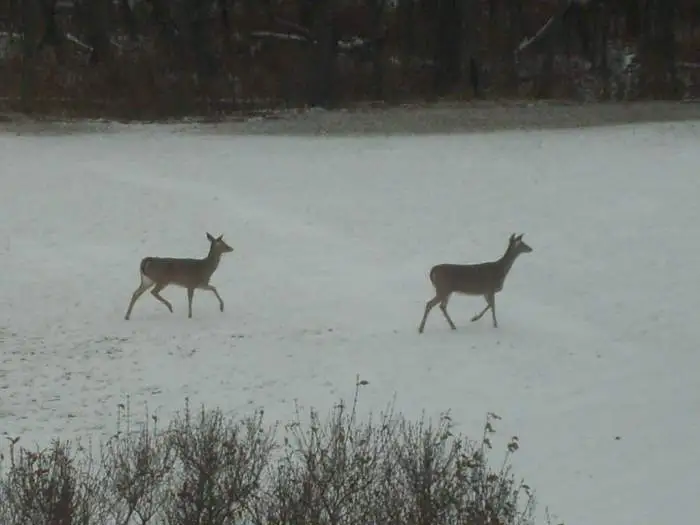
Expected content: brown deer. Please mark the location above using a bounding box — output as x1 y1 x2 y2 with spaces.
124 233 234 320
418 233 533 333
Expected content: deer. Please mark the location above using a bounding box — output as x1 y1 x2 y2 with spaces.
418 233 533 334
124 233 234 320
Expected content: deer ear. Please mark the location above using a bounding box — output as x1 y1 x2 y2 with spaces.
217 235 223 241
509 233 516 242
206 232 215 242
516 233 524 241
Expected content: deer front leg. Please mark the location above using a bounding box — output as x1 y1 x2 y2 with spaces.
186 287 195 318
151 283 173 313
201 284 225 312
486 292 497 328
419 296 440 333
470 296 491 323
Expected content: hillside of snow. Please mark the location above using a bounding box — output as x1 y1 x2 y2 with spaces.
1 120 700 524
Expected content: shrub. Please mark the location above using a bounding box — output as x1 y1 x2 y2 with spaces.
0 378 551 525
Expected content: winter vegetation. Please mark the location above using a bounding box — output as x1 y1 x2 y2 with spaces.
1 0 698 119
0 381 543 525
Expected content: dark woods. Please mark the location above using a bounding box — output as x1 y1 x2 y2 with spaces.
3 0 699 119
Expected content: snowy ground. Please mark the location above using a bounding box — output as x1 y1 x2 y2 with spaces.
2 119 700 524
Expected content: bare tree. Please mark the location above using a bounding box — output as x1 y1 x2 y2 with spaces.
304 0 337 107
37 0 63 56
639 0 679 97
367 0 388 100
433 0 464 96
398 0 416 94
76 0 112 65
184 0 220 78
120 0 140 40
20 0 41 112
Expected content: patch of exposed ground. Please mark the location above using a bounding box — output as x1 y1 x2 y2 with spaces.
1 100 699 136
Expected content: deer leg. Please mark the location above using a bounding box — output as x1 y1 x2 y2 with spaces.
439 295 457 330
470 297 491 323
487 292 498 328
150 283 173 313
418 295 441 333
201 284 225 312
124 280 153 320
186 287 195 318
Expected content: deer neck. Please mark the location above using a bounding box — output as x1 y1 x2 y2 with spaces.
203 247 222 274
498 245 520 278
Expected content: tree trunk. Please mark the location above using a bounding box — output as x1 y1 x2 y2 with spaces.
21 0 40 113
464 0 481 97
368 0 387 100
398 0 415 95
149 0 180 50
502 0 520 91
37 0 62 59
639 0 678 98
81 0 111 66
597 0 611 99
307 0 336 107
433 0 463 96
120 0 139 40
660 0 679 98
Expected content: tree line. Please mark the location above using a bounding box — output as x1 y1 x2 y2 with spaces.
2 0 698 119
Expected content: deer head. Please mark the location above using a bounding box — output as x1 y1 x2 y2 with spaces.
206 232 234 255
508 233 533 255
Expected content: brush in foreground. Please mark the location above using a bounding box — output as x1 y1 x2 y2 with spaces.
124 232 234 320
418 233 533 333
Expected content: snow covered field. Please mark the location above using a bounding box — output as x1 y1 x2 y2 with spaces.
1 119 700 524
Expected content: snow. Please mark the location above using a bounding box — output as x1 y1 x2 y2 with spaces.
2 120 700 524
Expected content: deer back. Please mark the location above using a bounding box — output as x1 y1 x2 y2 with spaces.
141 257 215 288
430 262 505 295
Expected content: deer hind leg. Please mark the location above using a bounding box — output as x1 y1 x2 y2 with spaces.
419 292 455 333
186 287 195 319
150 283 173 313
201 284 225 312
124 275 154 320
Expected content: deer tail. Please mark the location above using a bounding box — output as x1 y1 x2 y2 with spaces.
428 266 438 286
140 257 153 276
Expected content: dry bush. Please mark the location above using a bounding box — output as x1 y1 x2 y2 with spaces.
0 438 104 524
0 379 552 525
164 401 276 525
253 381 397 525
98 401 175 524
